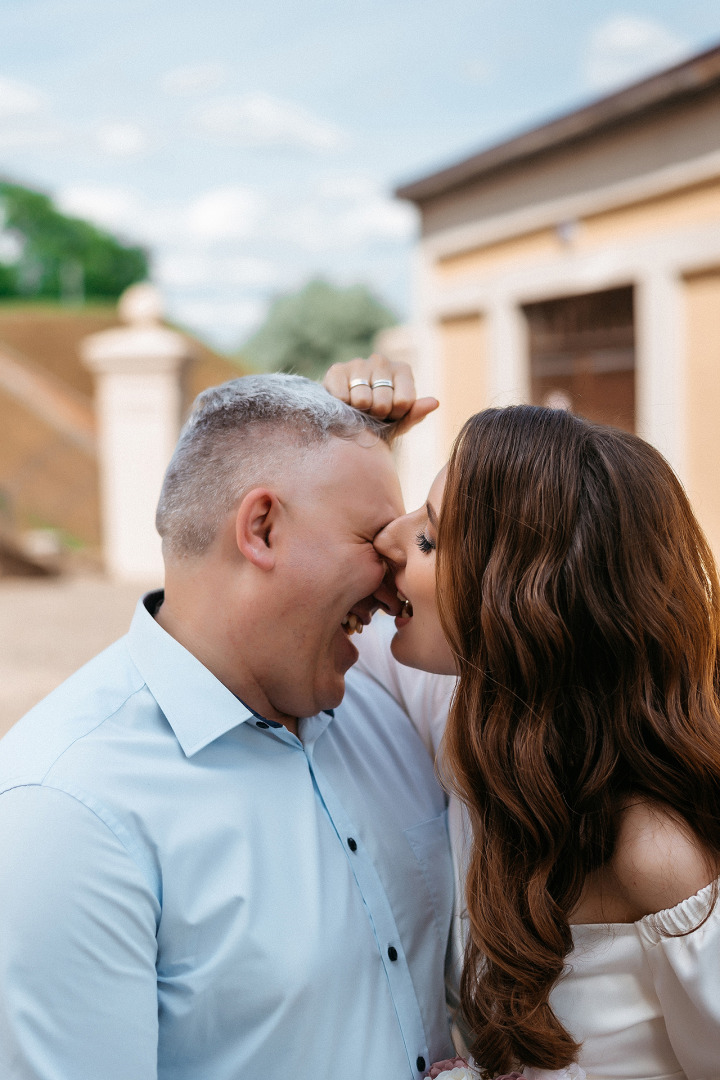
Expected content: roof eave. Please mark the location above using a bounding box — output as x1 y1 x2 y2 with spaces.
396 42 720 205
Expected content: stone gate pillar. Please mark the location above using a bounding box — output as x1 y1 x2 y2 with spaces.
81 284 193 581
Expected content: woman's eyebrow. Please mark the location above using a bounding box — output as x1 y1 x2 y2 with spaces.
426 503 438 529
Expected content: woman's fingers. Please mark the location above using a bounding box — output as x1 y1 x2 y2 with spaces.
385 361 416 420
324 359 371 410
323 355 425 421
393 396 440 435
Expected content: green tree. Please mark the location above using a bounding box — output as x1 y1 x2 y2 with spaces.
0 180 149 302
242 278 397 379
0 261 16 298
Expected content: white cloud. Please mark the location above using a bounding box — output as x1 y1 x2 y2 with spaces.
156 252 276 289
0 74 55 147
172 296 267 348
56 183 266 248
281 178 416 250
0 126 63 149
0 75 44 120
317 175 379 200
54 181 273 349
52 176 412 349
192 92 347 150
96 122 148 158
338 197 416 244
185 186 265 242
56 176 411 260
584 15 691 93
177 296 265 327
161 62 228 96
57 185 142 233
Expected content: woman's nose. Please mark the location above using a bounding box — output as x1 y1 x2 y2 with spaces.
373 516 408 567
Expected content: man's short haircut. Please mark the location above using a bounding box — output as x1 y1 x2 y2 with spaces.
156 372 396 558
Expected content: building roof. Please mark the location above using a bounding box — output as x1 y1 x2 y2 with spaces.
396 42 720 205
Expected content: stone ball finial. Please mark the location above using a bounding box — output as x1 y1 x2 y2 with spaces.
118 282 164 326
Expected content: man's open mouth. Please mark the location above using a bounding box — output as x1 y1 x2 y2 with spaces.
341 613 363 636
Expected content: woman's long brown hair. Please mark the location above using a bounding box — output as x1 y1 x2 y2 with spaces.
437 406 720 1076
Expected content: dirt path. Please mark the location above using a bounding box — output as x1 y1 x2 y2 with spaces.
0 574 157 737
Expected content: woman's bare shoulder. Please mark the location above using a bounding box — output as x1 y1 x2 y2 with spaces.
611 799 717 919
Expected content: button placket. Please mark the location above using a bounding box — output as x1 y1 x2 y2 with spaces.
308 754 429 1076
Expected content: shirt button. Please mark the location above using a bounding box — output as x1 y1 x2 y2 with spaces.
347 837 357 852
416 1056 426 1073
255 720 269 729
387 946 398 961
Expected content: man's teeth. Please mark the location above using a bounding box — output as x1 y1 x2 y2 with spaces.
341 613 363 635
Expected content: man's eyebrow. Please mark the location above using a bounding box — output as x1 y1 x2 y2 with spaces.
426 502 438 529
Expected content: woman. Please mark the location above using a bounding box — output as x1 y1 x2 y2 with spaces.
368 401 720 1079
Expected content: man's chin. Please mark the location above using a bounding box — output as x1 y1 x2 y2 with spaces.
335 625 360 670
313 657 355 715
323 671 348 711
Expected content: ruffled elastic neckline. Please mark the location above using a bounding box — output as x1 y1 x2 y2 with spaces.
570 876 719 941
637 876 719 944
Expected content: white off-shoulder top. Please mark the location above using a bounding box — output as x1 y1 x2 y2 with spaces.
550 880 720 1080
354 620 720 1079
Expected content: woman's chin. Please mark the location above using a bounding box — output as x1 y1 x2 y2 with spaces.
390 629 457 676
389 629 421 669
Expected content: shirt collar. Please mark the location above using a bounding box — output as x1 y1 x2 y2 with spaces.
127 590 258 757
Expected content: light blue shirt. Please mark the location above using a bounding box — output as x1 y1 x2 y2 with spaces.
0 594 455 1079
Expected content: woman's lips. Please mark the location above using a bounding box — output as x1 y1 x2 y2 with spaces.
395 591 413 627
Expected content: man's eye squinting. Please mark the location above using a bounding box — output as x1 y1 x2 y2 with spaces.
415 531 436 554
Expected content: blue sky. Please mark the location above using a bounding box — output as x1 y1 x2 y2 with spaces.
1 0 720 349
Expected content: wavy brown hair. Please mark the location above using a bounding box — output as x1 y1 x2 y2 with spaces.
437 406 720 1076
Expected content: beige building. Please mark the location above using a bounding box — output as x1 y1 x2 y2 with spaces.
394 43 720 553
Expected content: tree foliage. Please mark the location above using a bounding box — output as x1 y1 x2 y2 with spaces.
0 180 149 302
242 278 397 379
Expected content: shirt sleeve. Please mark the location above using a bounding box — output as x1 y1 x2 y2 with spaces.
637 880 720 1080
0 784 160 1080
355 614 457 758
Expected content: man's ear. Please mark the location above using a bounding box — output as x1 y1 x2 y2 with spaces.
234 488 279 570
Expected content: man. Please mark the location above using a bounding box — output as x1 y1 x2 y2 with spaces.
0 373 455 1079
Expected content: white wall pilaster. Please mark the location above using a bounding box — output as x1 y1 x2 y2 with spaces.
487 294 530 407
399 245 447 509
82 284 193 582
634 267 685 481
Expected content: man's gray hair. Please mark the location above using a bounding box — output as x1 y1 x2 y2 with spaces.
156 372 395 558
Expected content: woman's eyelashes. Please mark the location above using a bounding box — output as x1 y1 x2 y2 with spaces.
415 530 436 554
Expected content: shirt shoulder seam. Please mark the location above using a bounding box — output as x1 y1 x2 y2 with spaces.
39 679 148 785
1 779 161 905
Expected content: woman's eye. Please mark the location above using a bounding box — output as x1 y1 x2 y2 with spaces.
415 530 436 554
